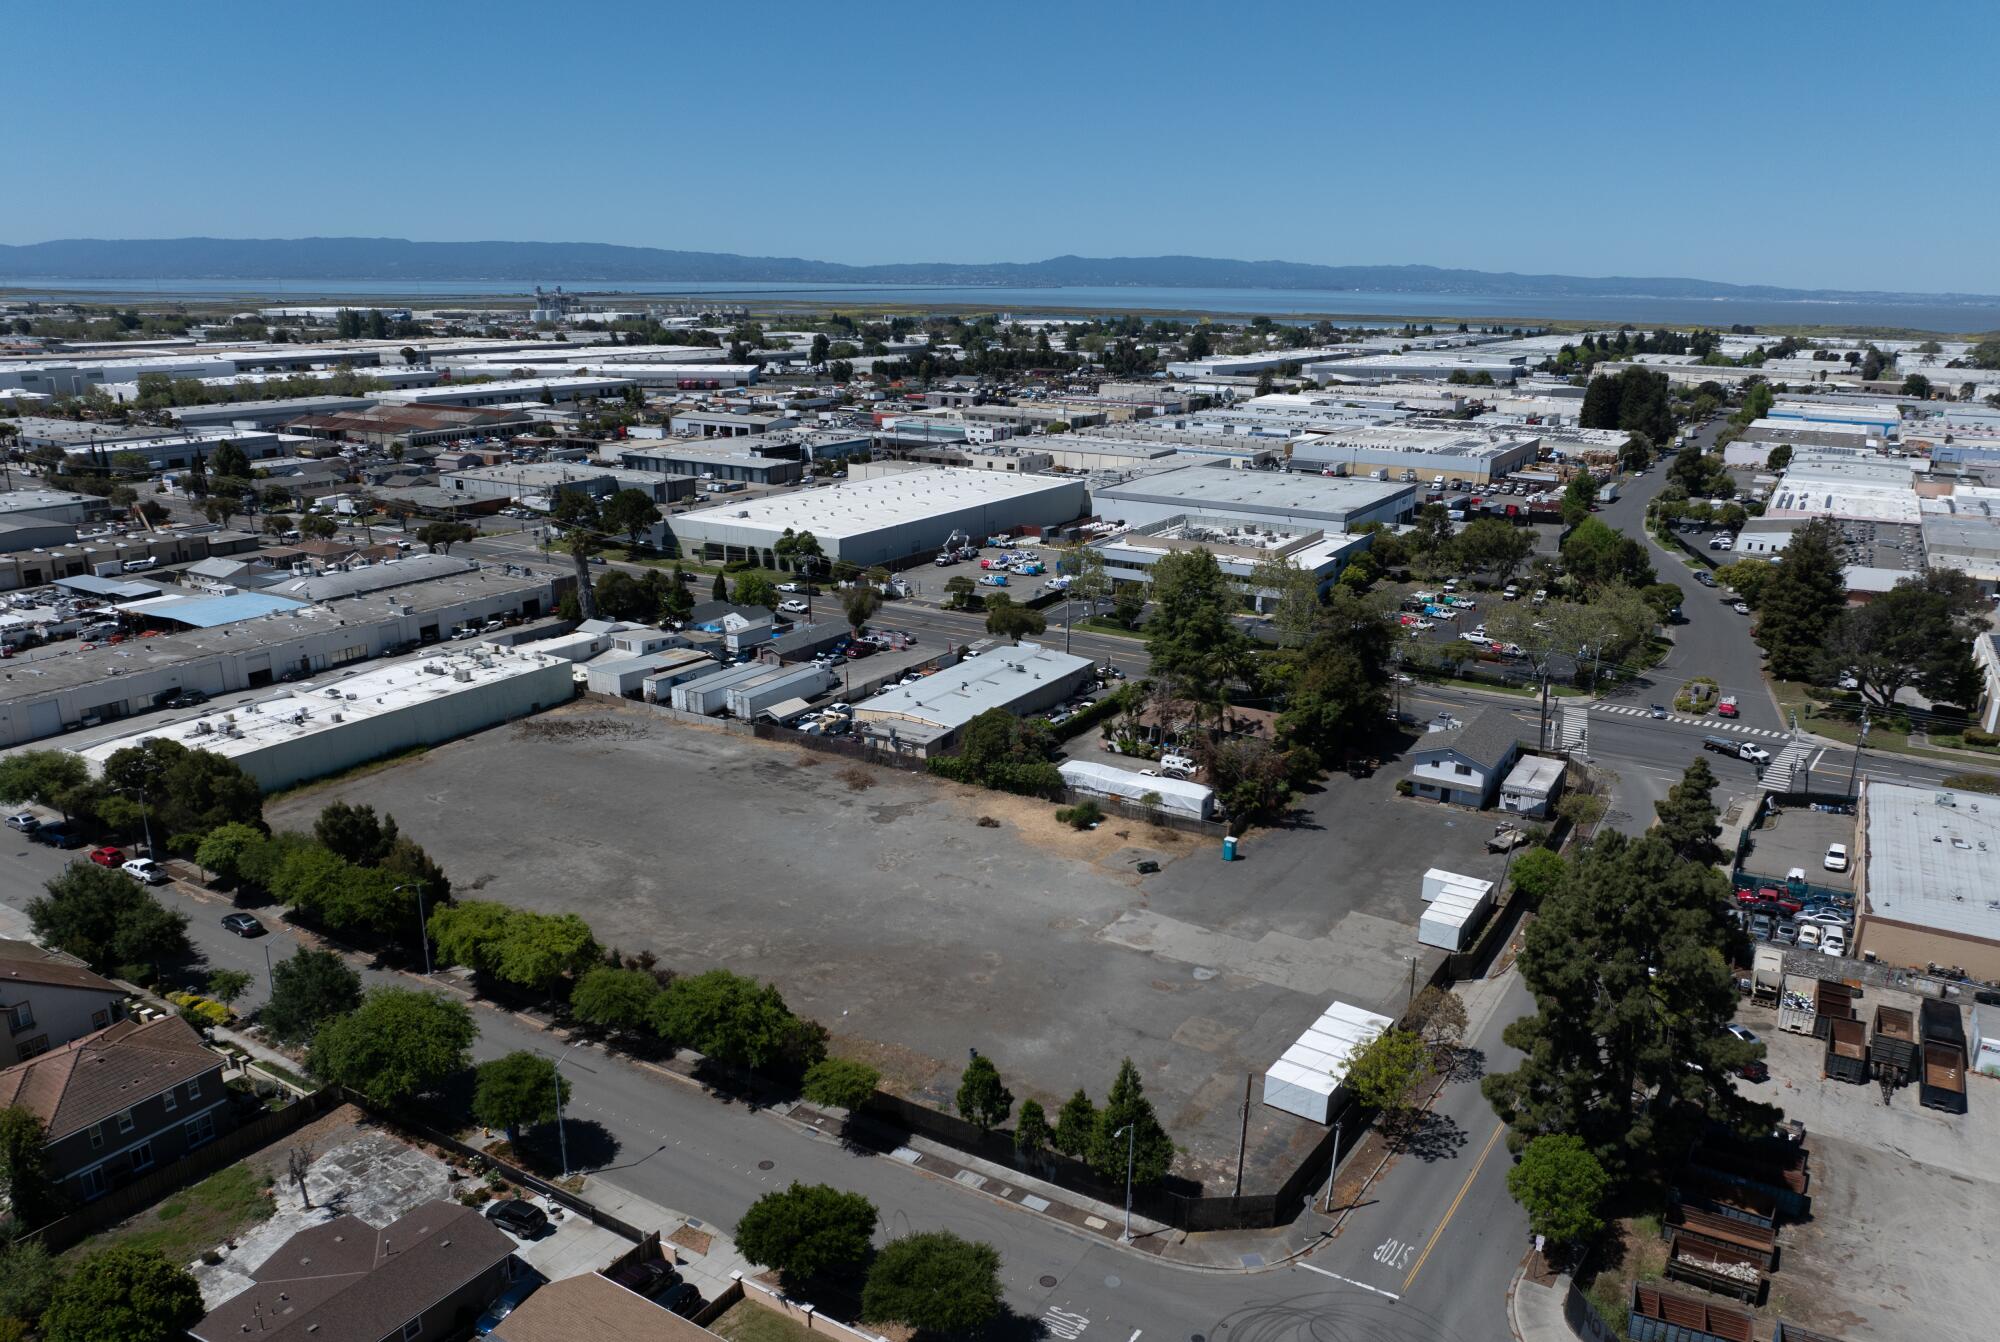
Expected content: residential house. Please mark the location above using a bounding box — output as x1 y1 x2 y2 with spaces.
1406 710 1523 808
0 1014 229 1201
192 1199 518 1342
0 938 126 1066
493 1270 715 1342
1976 632 2000 734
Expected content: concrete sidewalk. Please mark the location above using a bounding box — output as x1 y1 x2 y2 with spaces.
1508 1261 1582 1342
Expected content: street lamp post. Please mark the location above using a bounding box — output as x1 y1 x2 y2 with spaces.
1845 708 1871 796
1116 1122 1136 1243
552 1039 584 1181
393 883 431 975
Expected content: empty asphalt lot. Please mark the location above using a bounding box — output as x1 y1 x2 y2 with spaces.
269 704 1511 1188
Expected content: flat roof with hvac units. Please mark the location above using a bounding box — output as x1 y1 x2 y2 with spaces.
72 646 573 791
1263 999 1395 1125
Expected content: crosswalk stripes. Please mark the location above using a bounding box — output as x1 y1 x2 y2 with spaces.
1557 702 1588 752
1760 740 1814 792
1588 703 1788 738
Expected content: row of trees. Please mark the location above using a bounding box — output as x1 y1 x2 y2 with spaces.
196 801 449 944
1749 517 1983 706
0 738 263 851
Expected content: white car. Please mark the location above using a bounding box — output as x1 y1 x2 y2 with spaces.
1820 928 1848 958
779 599 809 614
777 582 801 593
1740 744 1772 765
1823 843 1849 872
1732 601 1751 615
121 858 168 886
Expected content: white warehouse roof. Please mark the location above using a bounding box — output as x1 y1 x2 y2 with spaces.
674 467 1081 543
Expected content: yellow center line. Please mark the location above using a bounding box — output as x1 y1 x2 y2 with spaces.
1402 1120 1507 1293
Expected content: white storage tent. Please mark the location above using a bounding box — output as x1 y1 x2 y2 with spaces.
1058 760 1215 821
1423 868 1494 904
1263 999 1395 1124
1419 884 1492 952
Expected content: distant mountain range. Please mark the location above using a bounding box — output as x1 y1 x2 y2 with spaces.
0 236 1992 306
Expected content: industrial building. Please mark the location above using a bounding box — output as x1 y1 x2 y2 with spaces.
1166 347 1358 379
670 467 1086 568
75 646 573 791
0 566 556 745
1094 463 1414 531
442 462 690 506
854 641 1095 756
376 375 635 408
1855 780 2000 981
1288 425 1541 484
615 441 805 487
167 395 377 430
1301 352 1527 384
281 404 534 448
668 409 800 438
1093 514 1371 609
0 488 104 527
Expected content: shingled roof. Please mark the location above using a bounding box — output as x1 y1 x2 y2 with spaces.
193 1200 516 1342
0 937 121 995
0 1013 219 1140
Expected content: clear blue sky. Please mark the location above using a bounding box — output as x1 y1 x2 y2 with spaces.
9 1 1998 293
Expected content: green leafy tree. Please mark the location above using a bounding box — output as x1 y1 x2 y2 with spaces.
1088 1058 1174 1187
801 1058 881 1111
1560 471 1598 526
416 521 475 554
1052 1088 1096 1157
1454 516 1535 584
861 1231 1003 1334
207 440 252 480
27 863 188 976
569 966 662 1033
840 583 881 635
194 822 266 887
1482 831 1770 1182
600 488 661 547
472 1050 570 1141
981 592 1046 643
491 912 599 995
943 574 977 610
1507 1134 1610 1247
733 571 779 610
314 801 398 866
649 968 825 1071
1145 548 1250 733
205 969 253 1005
710 571 727 601
427 900 516 974
0 1235 61 1326
1014 1098 1051 1159
1754 517 1847 681
736 1182 878 1285
1509 847 1567 904
99 739 262 841
1713 559 1774 608
261 948 362 1045
0 750 94 823
39 1246 203 1342
306 988 475 1102
1559 517 1654 589
1901 373 1931 399
956 1055 1014 1132
1765 443 1793 471
1831 566 1985 709
1654 758 1723 864
1342 1028 1433 1121
0 1106 59 1227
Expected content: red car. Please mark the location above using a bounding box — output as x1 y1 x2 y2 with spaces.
1757 886 1803 915
88 846 125 867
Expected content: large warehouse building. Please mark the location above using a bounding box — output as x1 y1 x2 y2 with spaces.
669 467 1086 567
1855 780 2000 980
1093 463 1415 531
75 647 573 791
1288 426 1542 484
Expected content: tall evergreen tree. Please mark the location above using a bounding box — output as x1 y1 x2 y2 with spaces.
1831 567 1984 709
1753 518 1846 681
1482 832 1771 1183
1653 758 1723 865
1088 1059 1174 1187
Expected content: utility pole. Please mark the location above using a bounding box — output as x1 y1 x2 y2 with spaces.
1845 708 1870 796
1538 672 1552 750
1116 1122 1136 1244
1321 1113 1345 1212
1234 1072 1252 1197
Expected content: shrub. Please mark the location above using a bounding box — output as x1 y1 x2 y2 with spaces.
167 992 232 1027
1055 800 1104 830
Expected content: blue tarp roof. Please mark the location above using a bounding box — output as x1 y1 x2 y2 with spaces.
120 592 308 628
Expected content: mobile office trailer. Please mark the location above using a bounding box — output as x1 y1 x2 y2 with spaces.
1421 868 1493 904
726 663 835 720
1056 760 1215 821
668 661 768 714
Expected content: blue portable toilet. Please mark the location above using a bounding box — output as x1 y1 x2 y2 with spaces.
1222 834 1238 862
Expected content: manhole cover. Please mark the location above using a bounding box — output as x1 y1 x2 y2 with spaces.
1038 1275 1058 1288
757 1160 775 1170
1104 1274 1121 1288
